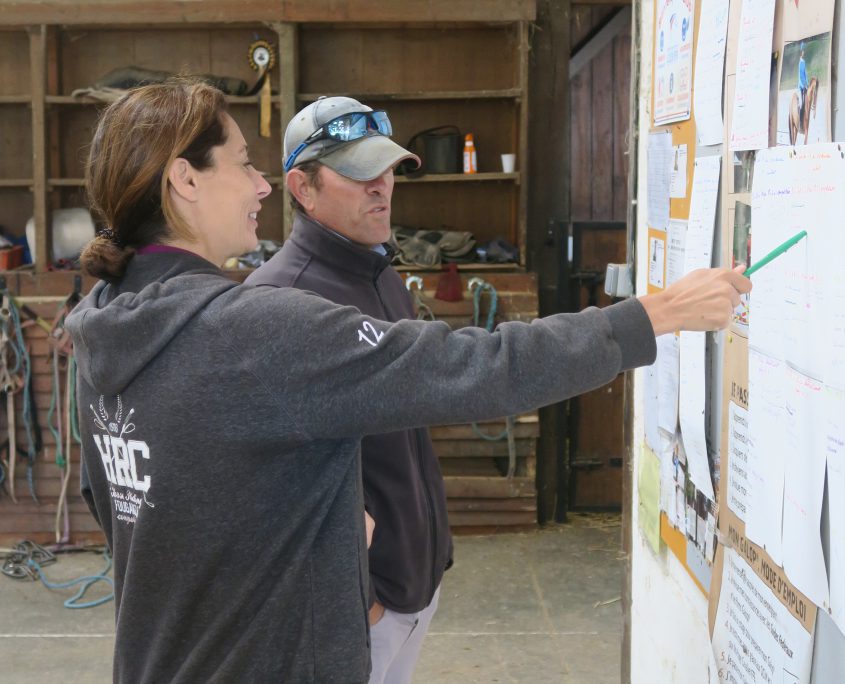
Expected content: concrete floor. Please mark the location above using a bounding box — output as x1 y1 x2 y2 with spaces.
0 513 623 683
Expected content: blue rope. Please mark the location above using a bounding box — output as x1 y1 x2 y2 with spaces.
5 293 38 502
471 282 511 442
27 550 114 609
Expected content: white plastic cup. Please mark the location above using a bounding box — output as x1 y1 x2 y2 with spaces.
500 153 516 173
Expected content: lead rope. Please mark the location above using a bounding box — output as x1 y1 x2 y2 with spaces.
2 292 39 502
468 278 517 480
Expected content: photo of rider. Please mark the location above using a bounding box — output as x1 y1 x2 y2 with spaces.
776 33 831 146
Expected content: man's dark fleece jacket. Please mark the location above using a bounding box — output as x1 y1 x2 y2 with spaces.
67 247 656 683
246 213 452 616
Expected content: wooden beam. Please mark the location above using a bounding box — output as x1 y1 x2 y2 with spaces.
28 25 50 272
569 6 631 79
1 0 537 26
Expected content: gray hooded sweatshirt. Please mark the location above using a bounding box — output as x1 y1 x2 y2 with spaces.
67 250 656 683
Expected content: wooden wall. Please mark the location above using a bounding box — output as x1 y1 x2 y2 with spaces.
568 4 631 509
570 5 631 223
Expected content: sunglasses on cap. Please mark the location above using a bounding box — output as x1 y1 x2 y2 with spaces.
283 111 393 172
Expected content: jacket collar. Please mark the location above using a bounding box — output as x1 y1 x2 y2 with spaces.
290 212 394 280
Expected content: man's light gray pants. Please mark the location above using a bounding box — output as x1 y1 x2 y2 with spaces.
368 586 441 684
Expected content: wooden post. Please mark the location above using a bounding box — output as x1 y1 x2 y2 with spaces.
527 0 571 524
621 0 641 681
274 22 298 241
29 25 50 272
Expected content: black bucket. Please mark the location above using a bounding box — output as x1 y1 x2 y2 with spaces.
397 125 461 177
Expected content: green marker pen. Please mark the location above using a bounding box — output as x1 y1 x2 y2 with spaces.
744 230 808 277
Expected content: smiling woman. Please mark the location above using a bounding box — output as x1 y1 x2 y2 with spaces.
81 82 271 278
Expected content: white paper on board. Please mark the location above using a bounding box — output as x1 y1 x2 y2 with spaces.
648 132 672 230
684 156 721 273
670 145 688 197
711 548 814 683
729 0 777 151
726 401 750 522
666 219 688 286
781 367 829 610
825 385 845 635
745 348 785 565
657 334 680 434
678 331 714 500
693 0 729 146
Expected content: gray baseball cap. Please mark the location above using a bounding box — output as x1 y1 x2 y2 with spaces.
283 96 420 181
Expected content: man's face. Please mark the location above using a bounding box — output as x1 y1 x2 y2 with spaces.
307 165 394 248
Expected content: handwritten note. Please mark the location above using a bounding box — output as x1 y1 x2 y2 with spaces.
683 156 721 273
729 0 776 151
693 0 729 145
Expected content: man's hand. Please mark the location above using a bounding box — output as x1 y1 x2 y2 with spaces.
365 510 375 548
369 601 385 625
639 265 751 336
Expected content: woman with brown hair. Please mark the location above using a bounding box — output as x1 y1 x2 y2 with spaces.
67 80 749 683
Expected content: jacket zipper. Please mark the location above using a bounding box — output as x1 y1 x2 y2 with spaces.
414 428 438 601
374 272 438 603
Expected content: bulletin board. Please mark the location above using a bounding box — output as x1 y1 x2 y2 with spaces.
644 0 723 597
642 0 845 679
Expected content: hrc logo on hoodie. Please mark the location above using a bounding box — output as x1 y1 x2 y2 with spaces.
90 395 155 524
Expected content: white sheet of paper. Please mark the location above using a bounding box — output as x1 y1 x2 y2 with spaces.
657 334 680 434
745 348 785 565
648 132 672 230
683 156 721 273
752 144 845 375
729 0 776 150
659 432 679 525
711 548 814 683
781 367 829 610
670 145 688 197
648 233 666 288
678 331 714 500
644 360 661 453
693 0 729 146
825 385 845 634
666 219 688 285
749 147 792 362
726 401 750 522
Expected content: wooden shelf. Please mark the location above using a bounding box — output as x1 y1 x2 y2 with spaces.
0 95 31 104
44 94 280 105
48 178 85 187
298 89 522 102
394 172 519 183
0 179 32 188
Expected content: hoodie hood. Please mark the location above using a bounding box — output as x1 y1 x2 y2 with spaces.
67 251 237 396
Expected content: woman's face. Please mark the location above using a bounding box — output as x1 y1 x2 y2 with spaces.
192 113 272 265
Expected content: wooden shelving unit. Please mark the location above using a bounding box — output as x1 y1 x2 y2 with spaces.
0 2 539 535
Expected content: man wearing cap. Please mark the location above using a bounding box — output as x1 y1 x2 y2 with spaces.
246 97 450 684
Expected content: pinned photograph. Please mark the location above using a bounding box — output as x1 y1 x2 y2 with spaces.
777 33 832 145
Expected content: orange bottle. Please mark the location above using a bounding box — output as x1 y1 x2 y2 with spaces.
462 133 477 174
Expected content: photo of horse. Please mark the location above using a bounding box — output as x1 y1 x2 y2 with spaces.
776 33 831 146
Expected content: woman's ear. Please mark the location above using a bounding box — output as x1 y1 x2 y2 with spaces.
286 169 317 212
167 158 199 202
